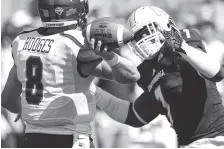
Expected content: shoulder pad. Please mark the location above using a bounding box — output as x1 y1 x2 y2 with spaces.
180 28 201 42
62 30 85 46
180 29 206 52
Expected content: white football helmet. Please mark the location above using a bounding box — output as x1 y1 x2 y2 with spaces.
127 6 169 60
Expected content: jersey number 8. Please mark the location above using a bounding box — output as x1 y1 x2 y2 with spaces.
25 56 43 105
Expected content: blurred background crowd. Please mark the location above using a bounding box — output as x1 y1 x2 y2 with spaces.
1 0 224 148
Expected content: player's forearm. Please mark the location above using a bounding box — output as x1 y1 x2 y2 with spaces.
104 52 140 84
95 86 144 127
179 42 224 81
95 86 130 123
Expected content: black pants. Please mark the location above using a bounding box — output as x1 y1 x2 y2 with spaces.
21 133 95 148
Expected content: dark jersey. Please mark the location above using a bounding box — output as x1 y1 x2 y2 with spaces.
135 29 224 145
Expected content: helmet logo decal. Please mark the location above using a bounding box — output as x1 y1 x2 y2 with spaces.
40 9 49 17
66 8 77 16
55 7 64 16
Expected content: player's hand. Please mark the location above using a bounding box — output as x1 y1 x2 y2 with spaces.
90 38 116 60
155 16 183 50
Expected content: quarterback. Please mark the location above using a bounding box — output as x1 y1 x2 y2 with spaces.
1 0 140 148
96 6 224 147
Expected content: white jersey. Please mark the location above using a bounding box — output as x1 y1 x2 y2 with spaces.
12 28 100 135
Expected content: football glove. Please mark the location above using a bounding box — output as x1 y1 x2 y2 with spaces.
155 16 184 50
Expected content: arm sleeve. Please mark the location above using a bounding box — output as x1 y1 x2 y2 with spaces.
11 37 19 66
95 86 130 124
95 86 162 127
60 31 103 78
131 91 162 124
1 65 22 113
61 31 102 62
77 45 103 78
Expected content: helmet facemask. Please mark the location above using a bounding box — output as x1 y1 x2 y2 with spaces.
132 21 164 60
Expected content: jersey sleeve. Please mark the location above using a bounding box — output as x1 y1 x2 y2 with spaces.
77 43 102 62
180 29 206 52
133 91 163 124
61 30 103 78
61 30 102 61
11 36 19 66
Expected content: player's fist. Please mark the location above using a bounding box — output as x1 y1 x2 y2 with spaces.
155 16 183 50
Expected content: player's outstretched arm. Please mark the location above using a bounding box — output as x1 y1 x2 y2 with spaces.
96 86 158 127
95 86 131 124
78 39 140 84
178 42 224 82
157 15 224 82
1 65 22 114
62 32 140 84
91 39 140 84
154 11 224 82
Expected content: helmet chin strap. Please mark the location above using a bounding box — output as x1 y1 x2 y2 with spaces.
42 20 78 28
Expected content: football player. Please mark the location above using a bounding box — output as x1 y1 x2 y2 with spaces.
95 6 224 147
1 0 140 148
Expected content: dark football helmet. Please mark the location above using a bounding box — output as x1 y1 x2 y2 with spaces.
37 0 89 28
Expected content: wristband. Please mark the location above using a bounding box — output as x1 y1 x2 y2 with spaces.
106 53 120 66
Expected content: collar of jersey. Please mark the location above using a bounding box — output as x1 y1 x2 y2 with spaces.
37 24 78 36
